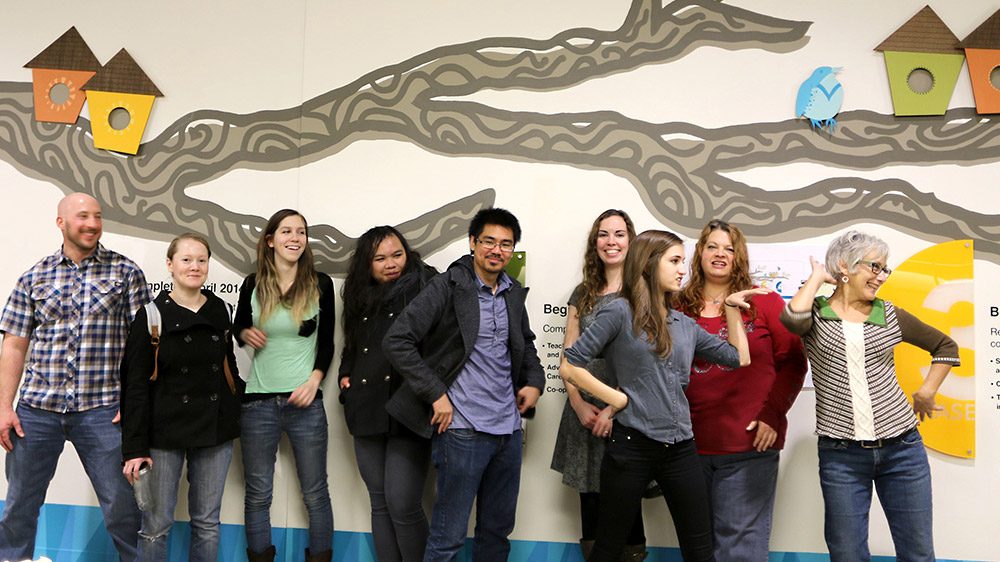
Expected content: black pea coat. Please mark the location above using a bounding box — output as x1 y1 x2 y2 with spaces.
339 264 436 437
120 290 243 460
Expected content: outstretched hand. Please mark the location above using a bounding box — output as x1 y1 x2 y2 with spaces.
725 287 772 309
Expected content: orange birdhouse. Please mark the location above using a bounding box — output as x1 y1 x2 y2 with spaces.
82 49 163 155
959 8 1000 114
24 27 100 124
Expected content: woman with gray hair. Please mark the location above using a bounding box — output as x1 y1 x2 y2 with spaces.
780 230 960 562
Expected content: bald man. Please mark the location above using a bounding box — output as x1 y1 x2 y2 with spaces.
0 193 150 561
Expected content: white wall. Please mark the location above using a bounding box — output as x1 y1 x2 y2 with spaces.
1 1 997 559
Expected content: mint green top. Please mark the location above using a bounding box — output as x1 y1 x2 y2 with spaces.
247 289 319 393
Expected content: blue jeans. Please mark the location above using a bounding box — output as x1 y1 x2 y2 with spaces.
424 429 522 562
354 434 430 562
138 442 234 562
0 403 139 562
240 397 333 554
818 428 934 562
700 450 779 562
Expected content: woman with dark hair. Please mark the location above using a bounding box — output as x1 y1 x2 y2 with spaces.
560 230 765 562
121 233 243 562
235 209 335 562
676 220 807 562
781 231 959 561
339 226 437 562
550 210 649 560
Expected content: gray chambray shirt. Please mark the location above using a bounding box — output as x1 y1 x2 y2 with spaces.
564 298 739 444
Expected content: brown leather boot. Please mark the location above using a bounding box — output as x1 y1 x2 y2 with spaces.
305 548 333 562
620 543 648 561
246 545 276 562
580 539 595 560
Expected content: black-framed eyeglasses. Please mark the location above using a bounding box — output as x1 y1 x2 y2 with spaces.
476 238 515 253
857 260 892 277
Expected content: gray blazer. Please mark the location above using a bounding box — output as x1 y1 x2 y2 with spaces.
383 255 545 438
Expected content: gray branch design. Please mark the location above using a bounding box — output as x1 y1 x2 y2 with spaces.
1 0 996 273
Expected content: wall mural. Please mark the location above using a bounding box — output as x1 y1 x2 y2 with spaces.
1 0 999 276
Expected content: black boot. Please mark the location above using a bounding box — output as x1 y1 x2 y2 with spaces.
620 543 648 562
305 548 333 562
246 545 276 562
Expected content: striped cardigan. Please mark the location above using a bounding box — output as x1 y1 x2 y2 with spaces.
781 297 960 440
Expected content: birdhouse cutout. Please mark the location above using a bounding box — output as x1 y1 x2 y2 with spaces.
875 6 965 116
23 27 100 124
82 49 162 155
959 8 1000 114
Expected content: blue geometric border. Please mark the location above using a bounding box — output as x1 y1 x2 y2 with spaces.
2 502 983 562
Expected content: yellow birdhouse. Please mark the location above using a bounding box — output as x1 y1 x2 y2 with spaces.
82 49 163 155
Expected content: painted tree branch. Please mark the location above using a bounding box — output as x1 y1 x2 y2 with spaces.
5 0 994 272
0 0 810 273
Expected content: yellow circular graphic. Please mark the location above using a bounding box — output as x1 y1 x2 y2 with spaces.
879 240 974 458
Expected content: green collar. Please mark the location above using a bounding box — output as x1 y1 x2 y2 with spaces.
816 296 887 327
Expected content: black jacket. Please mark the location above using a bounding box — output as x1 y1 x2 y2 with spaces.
120 290 243 460
339 264 437 437
233 272 336 381
383 255 545 438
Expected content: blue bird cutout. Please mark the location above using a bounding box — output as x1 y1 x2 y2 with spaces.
796 66 843 133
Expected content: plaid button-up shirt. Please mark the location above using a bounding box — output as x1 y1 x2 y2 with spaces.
0 244 150 412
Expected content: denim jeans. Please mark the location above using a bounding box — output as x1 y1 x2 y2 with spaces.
0 403 139 562
591 425 713 562
241 397 333 554
354 434 431 562
818 428 934 562
137 442 234 562
700 449 779 562
424 429 522 562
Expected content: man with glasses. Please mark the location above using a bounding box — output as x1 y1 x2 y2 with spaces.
385 207 545 562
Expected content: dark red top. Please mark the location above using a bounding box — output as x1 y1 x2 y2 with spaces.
683 291 808 454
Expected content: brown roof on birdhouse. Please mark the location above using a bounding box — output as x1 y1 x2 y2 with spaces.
82 49 163 97
875 6 963 54
959 8 1000 49
24 27 101 71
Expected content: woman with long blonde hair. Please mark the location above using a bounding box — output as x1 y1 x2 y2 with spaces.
234 209 335 562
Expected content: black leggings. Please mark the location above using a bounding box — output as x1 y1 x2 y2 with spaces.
590 424 714 562
580 492 645 544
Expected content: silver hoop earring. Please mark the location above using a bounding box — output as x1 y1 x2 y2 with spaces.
841 275 849 283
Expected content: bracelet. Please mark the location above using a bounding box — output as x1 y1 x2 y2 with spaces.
724 302 739 308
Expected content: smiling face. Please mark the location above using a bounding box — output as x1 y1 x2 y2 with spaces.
595 215 630 267
843 250 890 302
371 234 407 284
167 238 210 291
700 228 734 284
267 214 307 267
470 223 515 283
56 194 103 261
657 244 687 293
